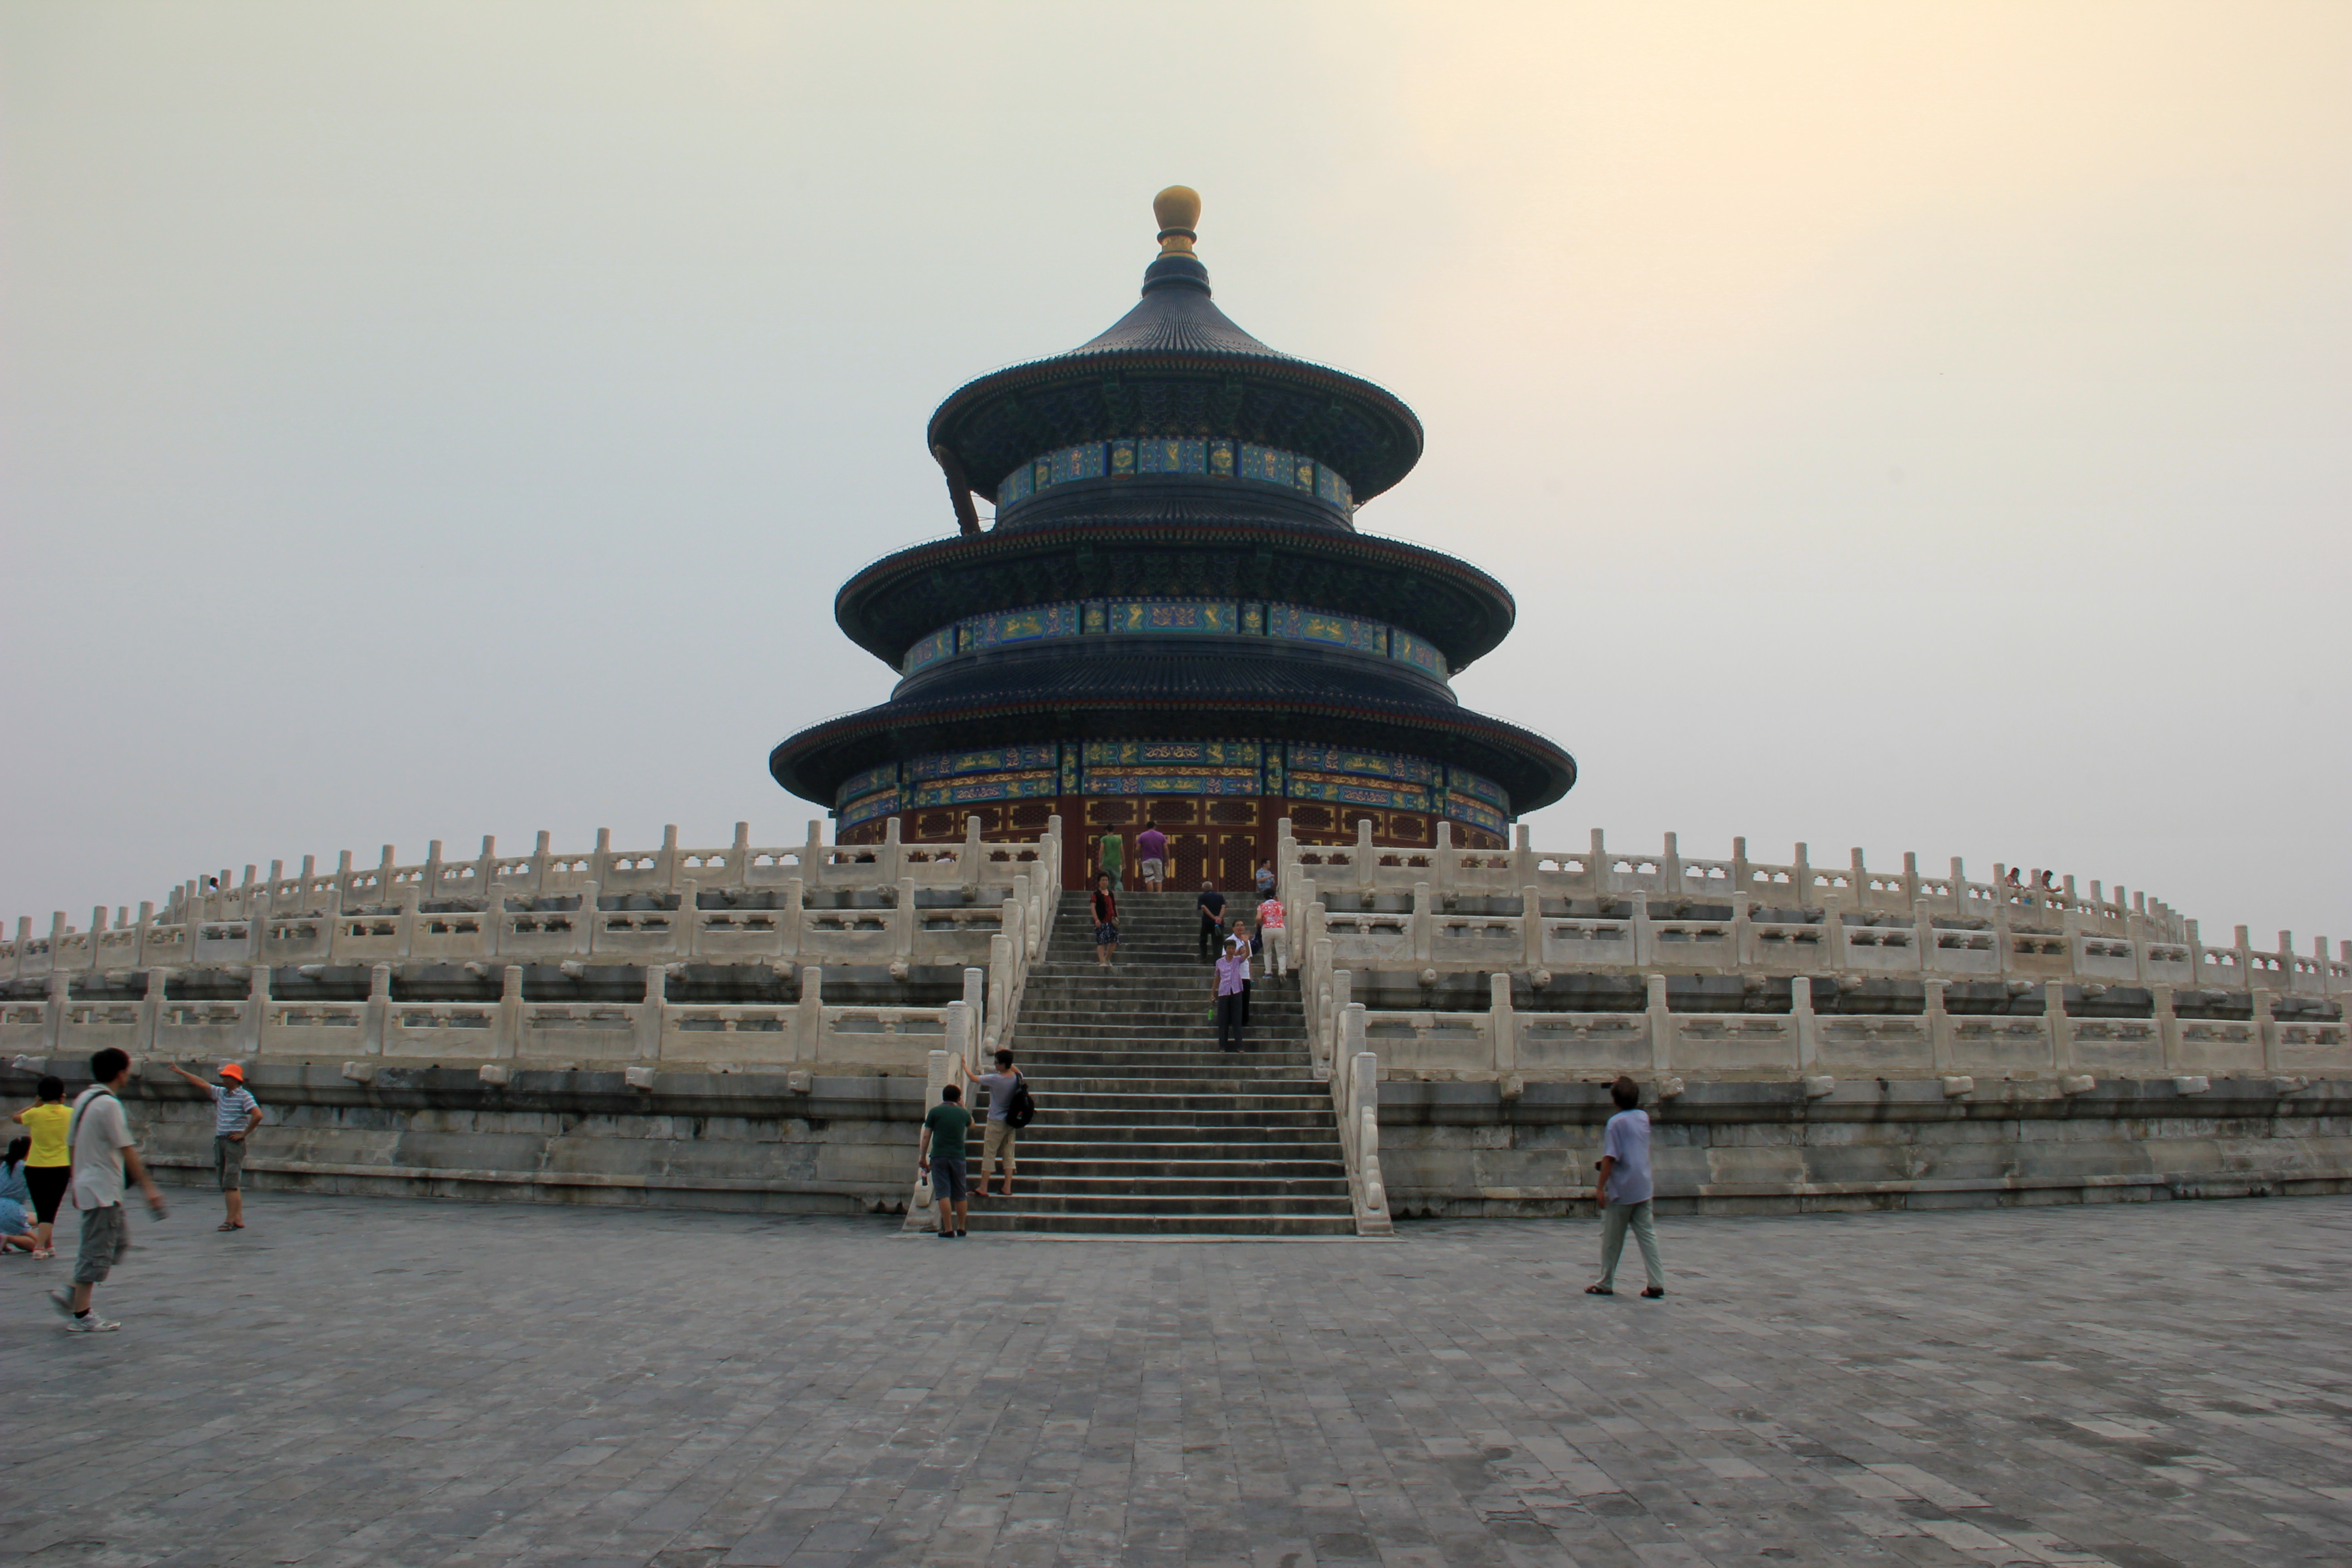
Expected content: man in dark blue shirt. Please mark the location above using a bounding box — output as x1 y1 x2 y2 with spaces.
1196 882 1226 962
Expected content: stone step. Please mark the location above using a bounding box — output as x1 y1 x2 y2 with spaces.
1002 1053 1313 1070
1014 1028 1300 1045
978 1181 1351 1202
967 1160 1347 1183
1019 1108 1338 1130
970 894 1344 1238
1022 1093 1331 1114
954 1211 1357 1236
1016 1001 1308 1011
954 1191 1352 1217
1000 1076 1326 1096
1002 1128 1345 1152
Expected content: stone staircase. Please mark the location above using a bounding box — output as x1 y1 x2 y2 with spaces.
962 889 1357 1236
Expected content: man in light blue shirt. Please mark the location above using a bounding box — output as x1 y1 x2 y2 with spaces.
1586 1076 1664 1298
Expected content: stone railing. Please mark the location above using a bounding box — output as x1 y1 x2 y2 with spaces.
3 962 983 1076
2 816 1061 985
1284 821 2349 1103
1 817 1063 1075
1336 971 2342 1088
1275 826 2347 1005
1281 819 2213 947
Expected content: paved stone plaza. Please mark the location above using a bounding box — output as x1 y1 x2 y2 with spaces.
2 1195 2347 1568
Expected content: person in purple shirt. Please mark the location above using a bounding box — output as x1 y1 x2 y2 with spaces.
1137 825 1169 892
1586 1076 1664 1298
1211 934 1250 1052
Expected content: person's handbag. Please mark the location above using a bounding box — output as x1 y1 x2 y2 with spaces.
913 1164 936 1209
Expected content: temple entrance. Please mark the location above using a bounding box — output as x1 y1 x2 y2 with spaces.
855 792 1505 887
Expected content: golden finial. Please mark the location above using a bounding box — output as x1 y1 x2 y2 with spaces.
1153 186 1200 255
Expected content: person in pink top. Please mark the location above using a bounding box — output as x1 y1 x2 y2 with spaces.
1136 825 1169 892
1255 892 1285 975
1211 934 1250 1052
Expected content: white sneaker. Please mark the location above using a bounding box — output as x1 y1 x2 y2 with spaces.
65 1312 120 1332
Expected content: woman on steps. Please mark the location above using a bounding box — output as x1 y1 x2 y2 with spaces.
1092 874 1120 968
1212 933 1250 1051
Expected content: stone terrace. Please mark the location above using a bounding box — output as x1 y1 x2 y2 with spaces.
2 1196 2347 1567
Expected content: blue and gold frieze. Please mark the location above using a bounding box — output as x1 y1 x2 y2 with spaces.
839 788 902 828
1286 774 1433 812
911 771 1059 808
1088 769 1261 797
1049 444 1105 486
994 436 1349 511
1104 600 1237 635
1289 743 1436 785
838 761 899 804
1388 628 1447 678
1446 793 1508 836
1268 604 1388 655
1083 740 1260 768
1446 766 1508 809
905 597 1461 677
961 602 1081 654
907 744 1058 782
1137 438 1205 475
902 627 956 675
834 738 1509 828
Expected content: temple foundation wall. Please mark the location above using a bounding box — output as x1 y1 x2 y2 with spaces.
1375 1076 2352 1217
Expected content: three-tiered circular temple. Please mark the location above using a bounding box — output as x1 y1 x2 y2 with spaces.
770 189 1576 888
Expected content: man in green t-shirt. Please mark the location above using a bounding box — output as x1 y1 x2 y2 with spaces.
918 1083 972 1238
1097 828 1124 892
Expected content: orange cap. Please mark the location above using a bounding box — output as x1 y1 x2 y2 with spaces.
218 1063 245 1081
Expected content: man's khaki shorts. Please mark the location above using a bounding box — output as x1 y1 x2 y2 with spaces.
982 1121 1017 1172
74 1204 130 1285
1140 858 1164 882
214 1134 247 1191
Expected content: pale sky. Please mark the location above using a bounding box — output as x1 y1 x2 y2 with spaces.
4 2 2347 946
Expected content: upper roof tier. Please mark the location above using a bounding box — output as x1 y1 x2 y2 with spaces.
926 188 1425 522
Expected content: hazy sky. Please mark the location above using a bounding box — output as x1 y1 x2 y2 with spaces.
5 2 2347 946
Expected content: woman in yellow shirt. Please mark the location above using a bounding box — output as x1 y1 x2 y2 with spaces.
12 1075 72 1259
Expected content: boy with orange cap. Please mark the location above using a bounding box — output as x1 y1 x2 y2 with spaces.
167 1060 262 1230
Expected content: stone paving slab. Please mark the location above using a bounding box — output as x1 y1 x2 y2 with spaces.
2 1193 2347 1567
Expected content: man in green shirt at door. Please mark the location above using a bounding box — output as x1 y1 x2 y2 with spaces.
1097 828 1124 892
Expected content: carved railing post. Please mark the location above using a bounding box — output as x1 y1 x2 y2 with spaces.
1791 974 1817 1073
492 964 523 1060
795 964 823 1063
1490 971 1516 1076
1348 1041 1392 1235
2046 979 2073 1073
365 962 393 1057
2153 983 2180 1072
1646 974 1672 1074
962 965 985 1049
1925 979 1952 1074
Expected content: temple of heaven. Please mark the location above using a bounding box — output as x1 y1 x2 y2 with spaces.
769 187 1576 889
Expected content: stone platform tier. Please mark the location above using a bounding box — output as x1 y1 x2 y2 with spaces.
0 817 1063 1077
942 891 1358 1237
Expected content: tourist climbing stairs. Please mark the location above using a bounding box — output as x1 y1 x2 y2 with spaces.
963 890 1357 1236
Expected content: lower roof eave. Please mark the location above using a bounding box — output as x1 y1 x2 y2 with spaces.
769 695 1575 815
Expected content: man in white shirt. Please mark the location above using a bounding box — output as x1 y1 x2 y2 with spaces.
52 1048 168 1333
1585 1075 1665 1298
